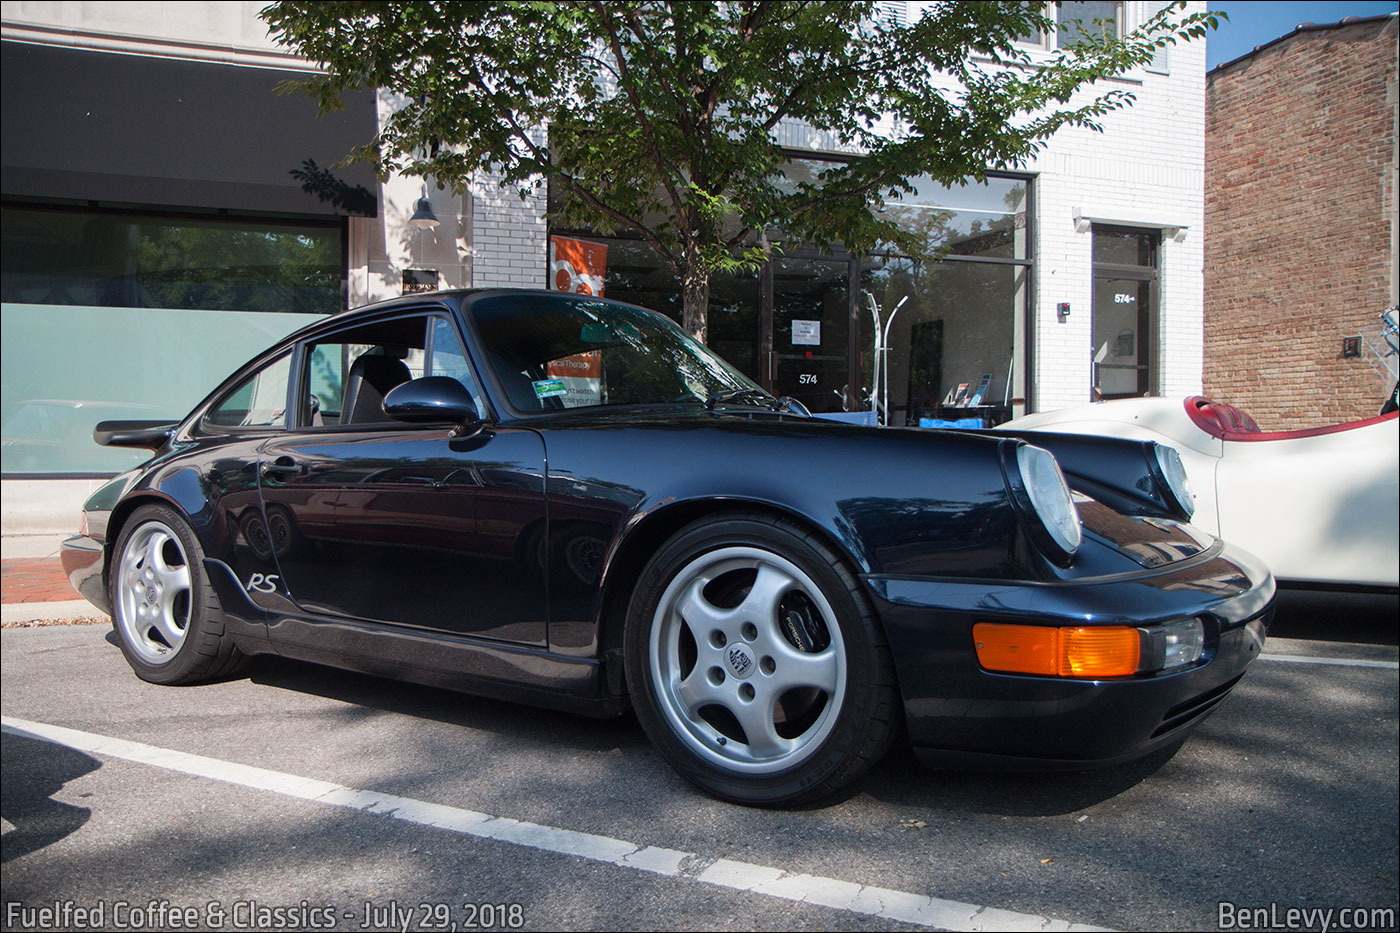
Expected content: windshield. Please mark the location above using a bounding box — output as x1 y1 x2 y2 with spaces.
467 293 764 414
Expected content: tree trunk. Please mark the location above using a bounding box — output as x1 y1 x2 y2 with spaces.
680 255 710 345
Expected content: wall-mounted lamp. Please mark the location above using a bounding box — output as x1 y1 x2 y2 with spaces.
408 192 440 230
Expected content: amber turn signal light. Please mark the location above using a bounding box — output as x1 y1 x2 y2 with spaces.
973 623 1141 678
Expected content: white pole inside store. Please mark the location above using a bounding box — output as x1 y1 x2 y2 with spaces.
881 296 909 427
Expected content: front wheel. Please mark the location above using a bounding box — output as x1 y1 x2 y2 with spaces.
110 504 245 685
625 514 897 806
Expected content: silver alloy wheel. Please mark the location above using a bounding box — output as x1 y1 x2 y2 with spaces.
648 546 847 774
114 520 194 665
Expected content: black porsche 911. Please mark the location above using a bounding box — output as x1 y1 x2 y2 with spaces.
61 289 1274 806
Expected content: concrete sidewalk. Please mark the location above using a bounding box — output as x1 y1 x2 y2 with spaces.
1 482 104 623
1 534 105 624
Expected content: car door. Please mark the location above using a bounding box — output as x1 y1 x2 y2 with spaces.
257 311 548 646
189 347 302 621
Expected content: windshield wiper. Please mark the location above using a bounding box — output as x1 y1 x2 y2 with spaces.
705 388 776 411
703 389 811 418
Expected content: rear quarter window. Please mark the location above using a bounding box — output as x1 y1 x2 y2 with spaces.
204 352 293 429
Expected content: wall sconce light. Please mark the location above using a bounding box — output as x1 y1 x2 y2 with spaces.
408 184 440 230
409 197 440 230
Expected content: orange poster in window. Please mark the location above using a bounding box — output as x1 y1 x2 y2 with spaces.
549 236 608 297
546 351 601 379
545 350 602 407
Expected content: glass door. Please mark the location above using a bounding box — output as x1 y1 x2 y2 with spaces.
1092 276 1152 399
769 257 850 413
1091 226 1159 401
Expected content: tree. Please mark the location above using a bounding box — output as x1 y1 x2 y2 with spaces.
261 1 1220 342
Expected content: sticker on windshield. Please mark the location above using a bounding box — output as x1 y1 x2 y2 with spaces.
532 379 568 399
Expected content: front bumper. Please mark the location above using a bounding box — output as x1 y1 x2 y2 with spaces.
866 542 1275 768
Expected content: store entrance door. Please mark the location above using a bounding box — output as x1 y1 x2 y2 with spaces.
1091 226 1159 401
1092 275 1154 399
768 257 852 414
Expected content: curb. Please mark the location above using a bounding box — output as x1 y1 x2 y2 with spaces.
2 600 109 625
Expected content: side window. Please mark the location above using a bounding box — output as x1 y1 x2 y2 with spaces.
306 343 345 424
301 314 487 427
427 317 488 418
205 352 293 429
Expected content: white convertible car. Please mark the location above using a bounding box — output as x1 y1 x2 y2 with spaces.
1000 397 1399 590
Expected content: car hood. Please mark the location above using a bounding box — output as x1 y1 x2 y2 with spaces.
1074 494 1214 568
527 408 1217 581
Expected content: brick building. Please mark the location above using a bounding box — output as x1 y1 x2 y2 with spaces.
1204 14 1398 429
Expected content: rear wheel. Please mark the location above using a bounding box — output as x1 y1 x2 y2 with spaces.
110 504 245 685
625 513 897 806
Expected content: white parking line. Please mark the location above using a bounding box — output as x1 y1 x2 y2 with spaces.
2 715 1110 933
1259 654 1398 670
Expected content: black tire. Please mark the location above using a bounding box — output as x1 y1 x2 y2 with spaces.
624 512 897 806
109 504 246 685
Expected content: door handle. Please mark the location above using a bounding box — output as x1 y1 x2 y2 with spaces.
260 458 306 480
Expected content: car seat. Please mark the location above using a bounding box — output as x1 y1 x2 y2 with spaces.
342 354 412 424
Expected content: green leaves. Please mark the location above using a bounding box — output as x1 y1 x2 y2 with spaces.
261 0 1220 339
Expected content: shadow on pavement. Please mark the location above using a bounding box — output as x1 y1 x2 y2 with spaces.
1 730 100 862
1269 588 1399 646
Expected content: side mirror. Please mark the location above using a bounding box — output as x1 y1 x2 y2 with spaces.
383 377 482 435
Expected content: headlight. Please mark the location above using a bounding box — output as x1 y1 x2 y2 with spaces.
1159 617 1205 669
1138 617 1207 672
1152 443 1195 520
1013 443 1082 561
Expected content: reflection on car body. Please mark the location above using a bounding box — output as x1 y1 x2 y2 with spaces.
62 289 1275 806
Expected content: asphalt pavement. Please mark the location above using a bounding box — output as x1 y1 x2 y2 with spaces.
1 597 1396 932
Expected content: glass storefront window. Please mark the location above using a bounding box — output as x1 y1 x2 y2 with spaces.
600 240 682 321
2 206 342 313
861 257 1027 427
594 240 761 382
1 204 342 474
773 161 1028 261
771 158 839 198
880 175 1028 260
549 169 1032 428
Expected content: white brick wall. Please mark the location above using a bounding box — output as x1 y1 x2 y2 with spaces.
471 167 547 289
1020 1 1209 410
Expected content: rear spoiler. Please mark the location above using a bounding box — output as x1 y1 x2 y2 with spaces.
994 430 1193 522
94 420 177 450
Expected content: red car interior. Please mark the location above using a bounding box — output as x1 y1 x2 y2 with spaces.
1184 396 1397 442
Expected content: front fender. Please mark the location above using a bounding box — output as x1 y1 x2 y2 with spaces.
993 430 1192 522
